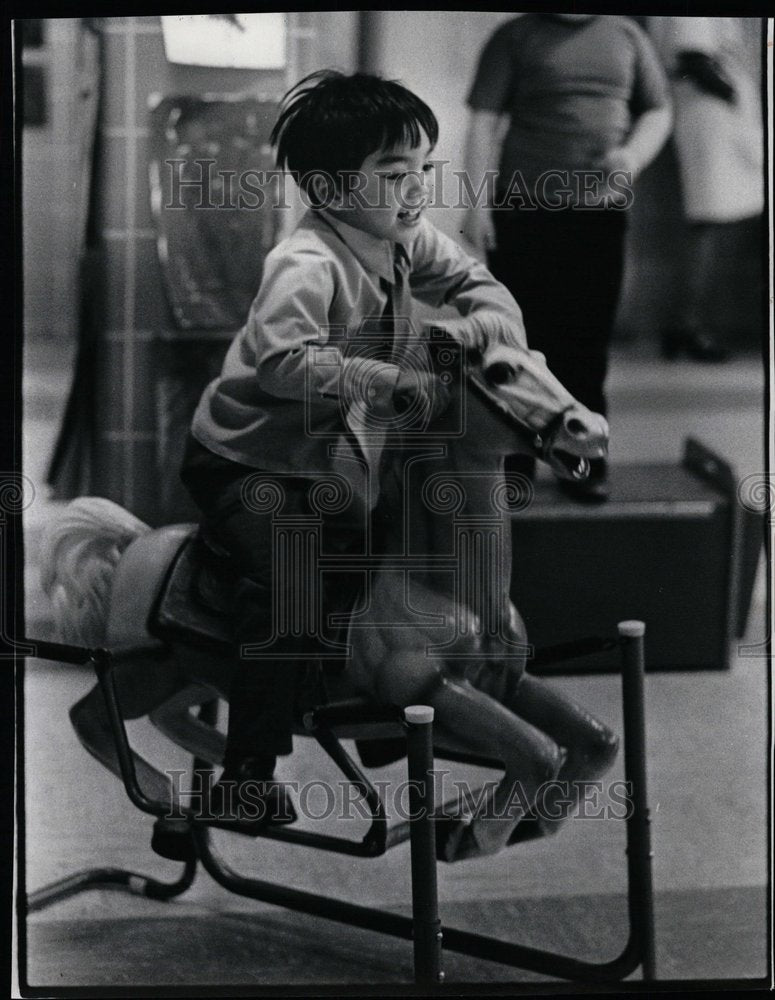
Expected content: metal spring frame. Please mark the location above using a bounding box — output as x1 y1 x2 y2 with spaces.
22 623 655 987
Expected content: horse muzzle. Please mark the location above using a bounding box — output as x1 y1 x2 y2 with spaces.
474 343 609 479
540 405 609 481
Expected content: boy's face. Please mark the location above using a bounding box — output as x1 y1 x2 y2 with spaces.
327 129 435 245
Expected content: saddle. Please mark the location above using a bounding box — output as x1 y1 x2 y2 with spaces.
109 523 407 767
150 528 243 650
103 523 244 652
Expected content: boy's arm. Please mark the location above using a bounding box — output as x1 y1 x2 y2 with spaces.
251 248 401 407
409 219 528 352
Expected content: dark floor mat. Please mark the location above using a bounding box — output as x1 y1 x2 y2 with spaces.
23 885 767 988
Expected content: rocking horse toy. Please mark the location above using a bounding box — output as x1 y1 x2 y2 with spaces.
25 340 656 986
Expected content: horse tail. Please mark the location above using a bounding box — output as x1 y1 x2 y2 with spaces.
39 496 151 647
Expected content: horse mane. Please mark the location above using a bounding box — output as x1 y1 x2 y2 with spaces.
38 497 150 646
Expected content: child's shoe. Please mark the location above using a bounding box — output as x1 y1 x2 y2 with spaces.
203 757 298 835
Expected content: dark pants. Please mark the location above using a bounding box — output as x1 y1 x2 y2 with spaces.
488 206 628 417
180 434 366 771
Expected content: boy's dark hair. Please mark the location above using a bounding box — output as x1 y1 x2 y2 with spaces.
271 70 439 202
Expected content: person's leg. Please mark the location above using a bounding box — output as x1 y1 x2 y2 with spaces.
179 440 321 828
489 206 567 363
183 433 370 787
661 221 729 361
180 475 308 828
493 207 624 497
490 207 565 481
211 471 367 782
183 467 299 775
546 208 626 498
213 477 366 758
548 208 627 419
492 205 626 418
682 222 715 333
224 576 298 774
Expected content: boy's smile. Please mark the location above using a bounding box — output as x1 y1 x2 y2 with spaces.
325 130 436 244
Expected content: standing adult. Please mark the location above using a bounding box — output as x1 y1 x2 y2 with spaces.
648 16 764 361
464 14 671 500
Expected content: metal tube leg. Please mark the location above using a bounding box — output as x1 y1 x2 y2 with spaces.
404 705 444 987
618 621 657 982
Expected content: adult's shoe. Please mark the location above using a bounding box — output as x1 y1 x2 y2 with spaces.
660 327 729 362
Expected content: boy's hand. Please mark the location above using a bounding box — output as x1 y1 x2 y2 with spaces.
432 311 527 356
393 369 451 423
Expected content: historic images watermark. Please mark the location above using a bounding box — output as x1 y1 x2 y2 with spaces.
736 473 773 659
1 472 37 660
163 160 635 213
164 768 634 825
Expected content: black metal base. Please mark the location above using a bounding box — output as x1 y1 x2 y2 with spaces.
21 626 655 986
26 859 197 913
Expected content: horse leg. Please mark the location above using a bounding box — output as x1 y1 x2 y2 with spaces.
69 654 186 805
490 671 620 840
422 676 563 861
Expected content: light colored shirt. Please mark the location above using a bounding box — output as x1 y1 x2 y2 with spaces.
191 208 526 495
647 16 763 222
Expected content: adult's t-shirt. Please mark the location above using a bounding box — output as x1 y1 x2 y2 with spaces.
467 14 669 200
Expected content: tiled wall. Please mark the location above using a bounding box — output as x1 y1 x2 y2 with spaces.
86 14 356 525
22 19 83 343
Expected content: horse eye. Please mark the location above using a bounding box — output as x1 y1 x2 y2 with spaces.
485 361 516 386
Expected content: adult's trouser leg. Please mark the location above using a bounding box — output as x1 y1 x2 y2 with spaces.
489 207 628 417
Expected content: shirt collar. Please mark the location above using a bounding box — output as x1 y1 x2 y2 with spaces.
315 209 400 284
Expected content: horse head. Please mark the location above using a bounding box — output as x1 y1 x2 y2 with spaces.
468 343 609 481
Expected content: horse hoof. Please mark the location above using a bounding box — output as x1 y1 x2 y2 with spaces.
506 813 543 845
435 816 480 863
506 812 563 845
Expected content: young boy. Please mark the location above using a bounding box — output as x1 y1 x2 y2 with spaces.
181 70 527 829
